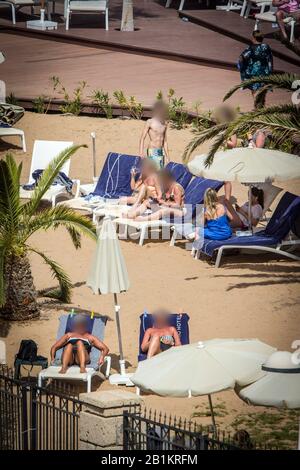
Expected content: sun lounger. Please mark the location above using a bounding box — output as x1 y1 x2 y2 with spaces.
138 311 190 362
19 140 80 207
114 176 223 246
193 192 300 267
61 152 140 215
0 0 54 25
0 340 6 364
0 125 26 152
38 314 111 393
170 183 282 246
93 159 193 225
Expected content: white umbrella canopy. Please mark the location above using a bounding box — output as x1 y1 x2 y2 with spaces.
86 216 130 383
131 339 276 396
239 351 300 450
188 148 300 184
240 351 300 408
131 339 275 426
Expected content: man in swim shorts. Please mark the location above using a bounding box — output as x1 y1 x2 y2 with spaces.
139 100 170 169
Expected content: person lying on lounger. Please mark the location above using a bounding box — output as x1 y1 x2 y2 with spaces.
120 159 161 206
141 309 181 359
50 314 109 374
221 187 264 229
125 169 185 221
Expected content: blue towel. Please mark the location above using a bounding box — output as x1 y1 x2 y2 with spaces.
91 152 141 199
196 192 300 258
138 311 190 362
54 314 107 370
165 162 193 189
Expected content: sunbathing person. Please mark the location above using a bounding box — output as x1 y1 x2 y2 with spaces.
125 169 185 221
120 159 161 206
50 314 109 374
223 187 264 229
141 309 181 359
139 100 170 169
199 188 232 241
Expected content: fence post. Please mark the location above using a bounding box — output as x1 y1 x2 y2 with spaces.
21 384 29 450
78 390 143 450
30 386 37 451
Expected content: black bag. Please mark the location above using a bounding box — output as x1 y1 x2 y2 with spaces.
15 340 38 362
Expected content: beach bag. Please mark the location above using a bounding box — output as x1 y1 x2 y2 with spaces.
0 102 25 127
15 340 38 362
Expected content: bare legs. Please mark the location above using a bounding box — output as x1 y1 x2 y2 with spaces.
275 10 288 40
142 334 162 359
224 181 232 201
223 199 244 229
135 207 184 222
59 343 73 374
59 341 89 374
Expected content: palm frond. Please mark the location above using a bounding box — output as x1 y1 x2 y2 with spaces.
182 123 227 164
28 247 72 303
0 154 22 239
22 144 86 217
0 247 6 306
22 205 96 246
223 73 300 102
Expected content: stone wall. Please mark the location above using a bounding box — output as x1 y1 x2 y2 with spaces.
79 389 143 450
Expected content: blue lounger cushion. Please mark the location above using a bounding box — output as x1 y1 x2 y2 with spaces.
92 152 141 199
196 192 300 258
165 162 193 189
138 311 190 362
54 314 107 370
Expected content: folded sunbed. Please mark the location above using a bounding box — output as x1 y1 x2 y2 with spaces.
19 140 80 207
138 311 190 362
113 175 223 246
38 313 111 392
193 192 300 267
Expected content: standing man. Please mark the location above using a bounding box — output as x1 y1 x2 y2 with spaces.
139 100 170 169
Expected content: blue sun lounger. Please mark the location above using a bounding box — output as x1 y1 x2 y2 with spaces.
38 314 111 392
138 311 190 362
91 152 141 199
165 162 193 189
194 192 300 268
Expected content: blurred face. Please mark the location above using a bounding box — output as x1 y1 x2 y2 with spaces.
73 320 87 335
153 311 169 328
160 173 173 191
153 103 168 122
141 160 156 178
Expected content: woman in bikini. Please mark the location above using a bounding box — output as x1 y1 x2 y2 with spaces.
126 169 185 221
222 187 264 229
50 314 109 374
120 159 161 207
141 309 181 359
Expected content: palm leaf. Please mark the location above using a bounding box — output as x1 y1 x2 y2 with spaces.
0 155 22 242
22 144 86 217
28 247 72 303
22 205 96 246
223 73 300 102
182 123 227 164
0 247 6 306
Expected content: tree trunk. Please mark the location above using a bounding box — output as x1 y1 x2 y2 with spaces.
0 254 39 320
121 0 134 32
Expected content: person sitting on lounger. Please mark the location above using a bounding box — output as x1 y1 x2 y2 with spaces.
139 100 170 169
223 187 264 229
120 159 161 206
199 188 232 241
141 309 181 359
125 169 185 221
50 314 109 374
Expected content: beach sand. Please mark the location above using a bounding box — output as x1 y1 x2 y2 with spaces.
0 113 300 440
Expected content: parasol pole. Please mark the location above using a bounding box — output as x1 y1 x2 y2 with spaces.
208 394 217 430
113 293 126 376
91 132 96 180
248 184 253 233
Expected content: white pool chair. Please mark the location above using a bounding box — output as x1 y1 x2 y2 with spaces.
254 6 299 42
0 0 54 25
66 0 109 30
0 126 26 151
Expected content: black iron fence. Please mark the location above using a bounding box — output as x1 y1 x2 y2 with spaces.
123 409 242 451
0 366 82 450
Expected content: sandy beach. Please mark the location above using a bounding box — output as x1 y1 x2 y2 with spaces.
0 112 299 445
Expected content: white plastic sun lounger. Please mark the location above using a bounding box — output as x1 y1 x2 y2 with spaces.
0 126 26 152
113 217 173 246
38 314 111 393
19 140 80 207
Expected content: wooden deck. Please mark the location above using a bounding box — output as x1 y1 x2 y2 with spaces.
0 0 298 72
